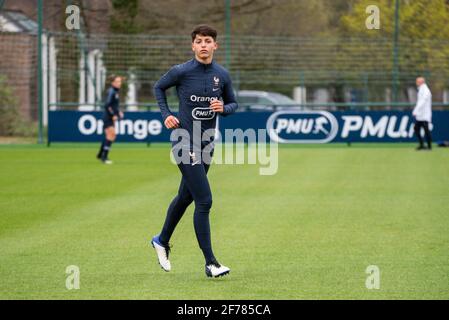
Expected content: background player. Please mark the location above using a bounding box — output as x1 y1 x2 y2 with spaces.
97 75 124 164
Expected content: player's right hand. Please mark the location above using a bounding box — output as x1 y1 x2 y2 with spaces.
164 115 180 129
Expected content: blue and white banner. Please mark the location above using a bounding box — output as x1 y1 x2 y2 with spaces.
48 111 169 142
48 110 449 143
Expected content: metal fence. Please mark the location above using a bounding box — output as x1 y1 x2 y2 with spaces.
2 31 449 128
46 32 449 108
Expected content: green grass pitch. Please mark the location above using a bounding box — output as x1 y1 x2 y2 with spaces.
0 143 448 299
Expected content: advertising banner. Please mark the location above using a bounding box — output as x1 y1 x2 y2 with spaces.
48 110 449 143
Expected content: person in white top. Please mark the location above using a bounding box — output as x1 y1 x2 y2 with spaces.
412 77 432 150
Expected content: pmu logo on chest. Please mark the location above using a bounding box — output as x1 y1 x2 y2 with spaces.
192 107 216 120
267 111 339 143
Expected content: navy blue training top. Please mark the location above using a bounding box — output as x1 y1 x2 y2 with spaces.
154 58 238 147
103 86 120 120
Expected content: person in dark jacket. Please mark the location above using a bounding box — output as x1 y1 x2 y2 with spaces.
150 25 238 278
97 75 124 164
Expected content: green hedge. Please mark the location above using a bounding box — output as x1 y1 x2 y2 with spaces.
0 75 36 137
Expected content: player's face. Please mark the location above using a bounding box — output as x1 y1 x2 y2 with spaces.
192 35 217 61
112 77 122 89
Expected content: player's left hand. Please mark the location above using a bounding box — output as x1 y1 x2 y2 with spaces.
119 111 124 119
210 99 224 113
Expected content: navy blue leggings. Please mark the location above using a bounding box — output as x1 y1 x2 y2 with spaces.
159 156 215 264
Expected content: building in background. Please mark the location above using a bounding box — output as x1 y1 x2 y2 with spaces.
0 1 112 124
0 10 40 121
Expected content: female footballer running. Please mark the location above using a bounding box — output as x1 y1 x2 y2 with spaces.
151 25 238 278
